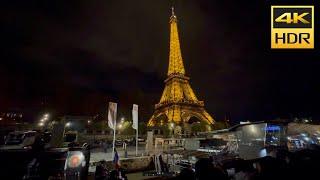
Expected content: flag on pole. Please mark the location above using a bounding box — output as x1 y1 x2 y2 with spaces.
132 104 138 130
132 104 139 156
108 102 117 129
113 148 120 168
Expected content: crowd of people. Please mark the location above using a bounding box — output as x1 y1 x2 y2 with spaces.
93 144 320 180
175 145 320 180
95 160 128 180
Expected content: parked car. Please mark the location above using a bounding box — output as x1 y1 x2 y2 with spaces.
124 138 135 145
0 131 37 150
63 131 78 147
115 139 123 146
137 137 145 143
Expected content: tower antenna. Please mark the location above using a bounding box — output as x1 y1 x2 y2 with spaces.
171 6 175 17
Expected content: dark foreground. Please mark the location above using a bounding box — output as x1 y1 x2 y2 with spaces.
172 146 320 180
1 145 320 180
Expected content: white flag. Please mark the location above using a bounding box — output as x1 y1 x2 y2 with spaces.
108 102 117 130
132 104 138 130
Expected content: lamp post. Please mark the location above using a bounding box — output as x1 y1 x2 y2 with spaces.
65 122 71 132
37 113 50 130
170 122 175 137
118 124 123 135
65 122 71 127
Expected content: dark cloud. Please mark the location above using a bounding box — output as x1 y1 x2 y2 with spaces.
0 0 319 123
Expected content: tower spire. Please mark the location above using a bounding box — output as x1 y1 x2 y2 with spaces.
168 7 185 76
171 6 175 17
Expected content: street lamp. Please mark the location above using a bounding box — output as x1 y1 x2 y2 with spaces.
170 122 174 129
170 123 175 137
117 124 123 135
66 122 71 127
39 113 49 125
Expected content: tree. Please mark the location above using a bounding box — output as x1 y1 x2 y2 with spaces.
121 121 135 135
191 121 208 133
160 125 172 137
213 121 228 130
138 122 147 135
90 121 110 134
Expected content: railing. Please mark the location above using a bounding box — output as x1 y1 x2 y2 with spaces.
155 100 204 109
164 73 190 82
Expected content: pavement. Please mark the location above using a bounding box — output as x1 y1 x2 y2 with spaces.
90 144 147 162
127 172 147 180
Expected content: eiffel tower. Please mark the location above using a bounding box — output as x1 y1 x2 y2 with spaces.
147 8 215 133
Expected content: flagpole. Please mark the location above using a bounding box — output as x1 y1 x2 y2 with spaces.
112 117 116 159
108 102 117 160
132 104 139 157
136 124 138 156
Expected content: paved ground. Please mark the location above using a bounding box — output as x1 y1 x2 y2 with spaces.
88 172 152 180
127 172 147 180
90 144 147 162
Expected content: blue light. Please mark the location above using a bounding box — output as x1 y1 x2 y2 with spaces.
264 125 281 131
259 148 267 157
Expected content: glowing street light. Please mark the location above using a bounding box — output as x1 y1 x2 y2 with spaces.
65 122 71 127
170 122 175 137
170 122 175 129
87 120 91 124
39 113 49 124
118 124 123 129
38 122 44 126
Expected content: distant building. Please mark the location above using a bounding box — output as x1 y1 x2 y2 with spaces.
0 110 25 130
0 110 31 144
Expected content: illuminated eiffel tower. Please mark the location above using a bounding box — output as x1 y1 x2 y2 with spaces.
147 8 214 133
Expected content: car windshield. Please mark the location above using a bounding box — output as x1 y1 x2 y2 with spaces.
6 133 25 145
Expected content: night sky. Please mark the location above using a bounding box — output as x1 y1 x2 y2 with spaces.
0 0 319 123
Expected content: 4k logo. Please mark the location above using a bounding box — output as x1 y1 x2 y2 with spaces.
275 12 309 24
271 6 314 49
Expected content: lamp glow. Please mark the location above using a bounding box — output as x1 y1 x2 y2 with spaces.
65 122 71 127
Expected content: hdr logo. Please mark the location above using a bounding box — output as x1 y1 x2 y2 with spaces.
271 6 314 49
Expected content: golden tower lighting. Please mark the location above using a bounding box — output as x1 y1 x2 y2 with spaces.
148 7 215 132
